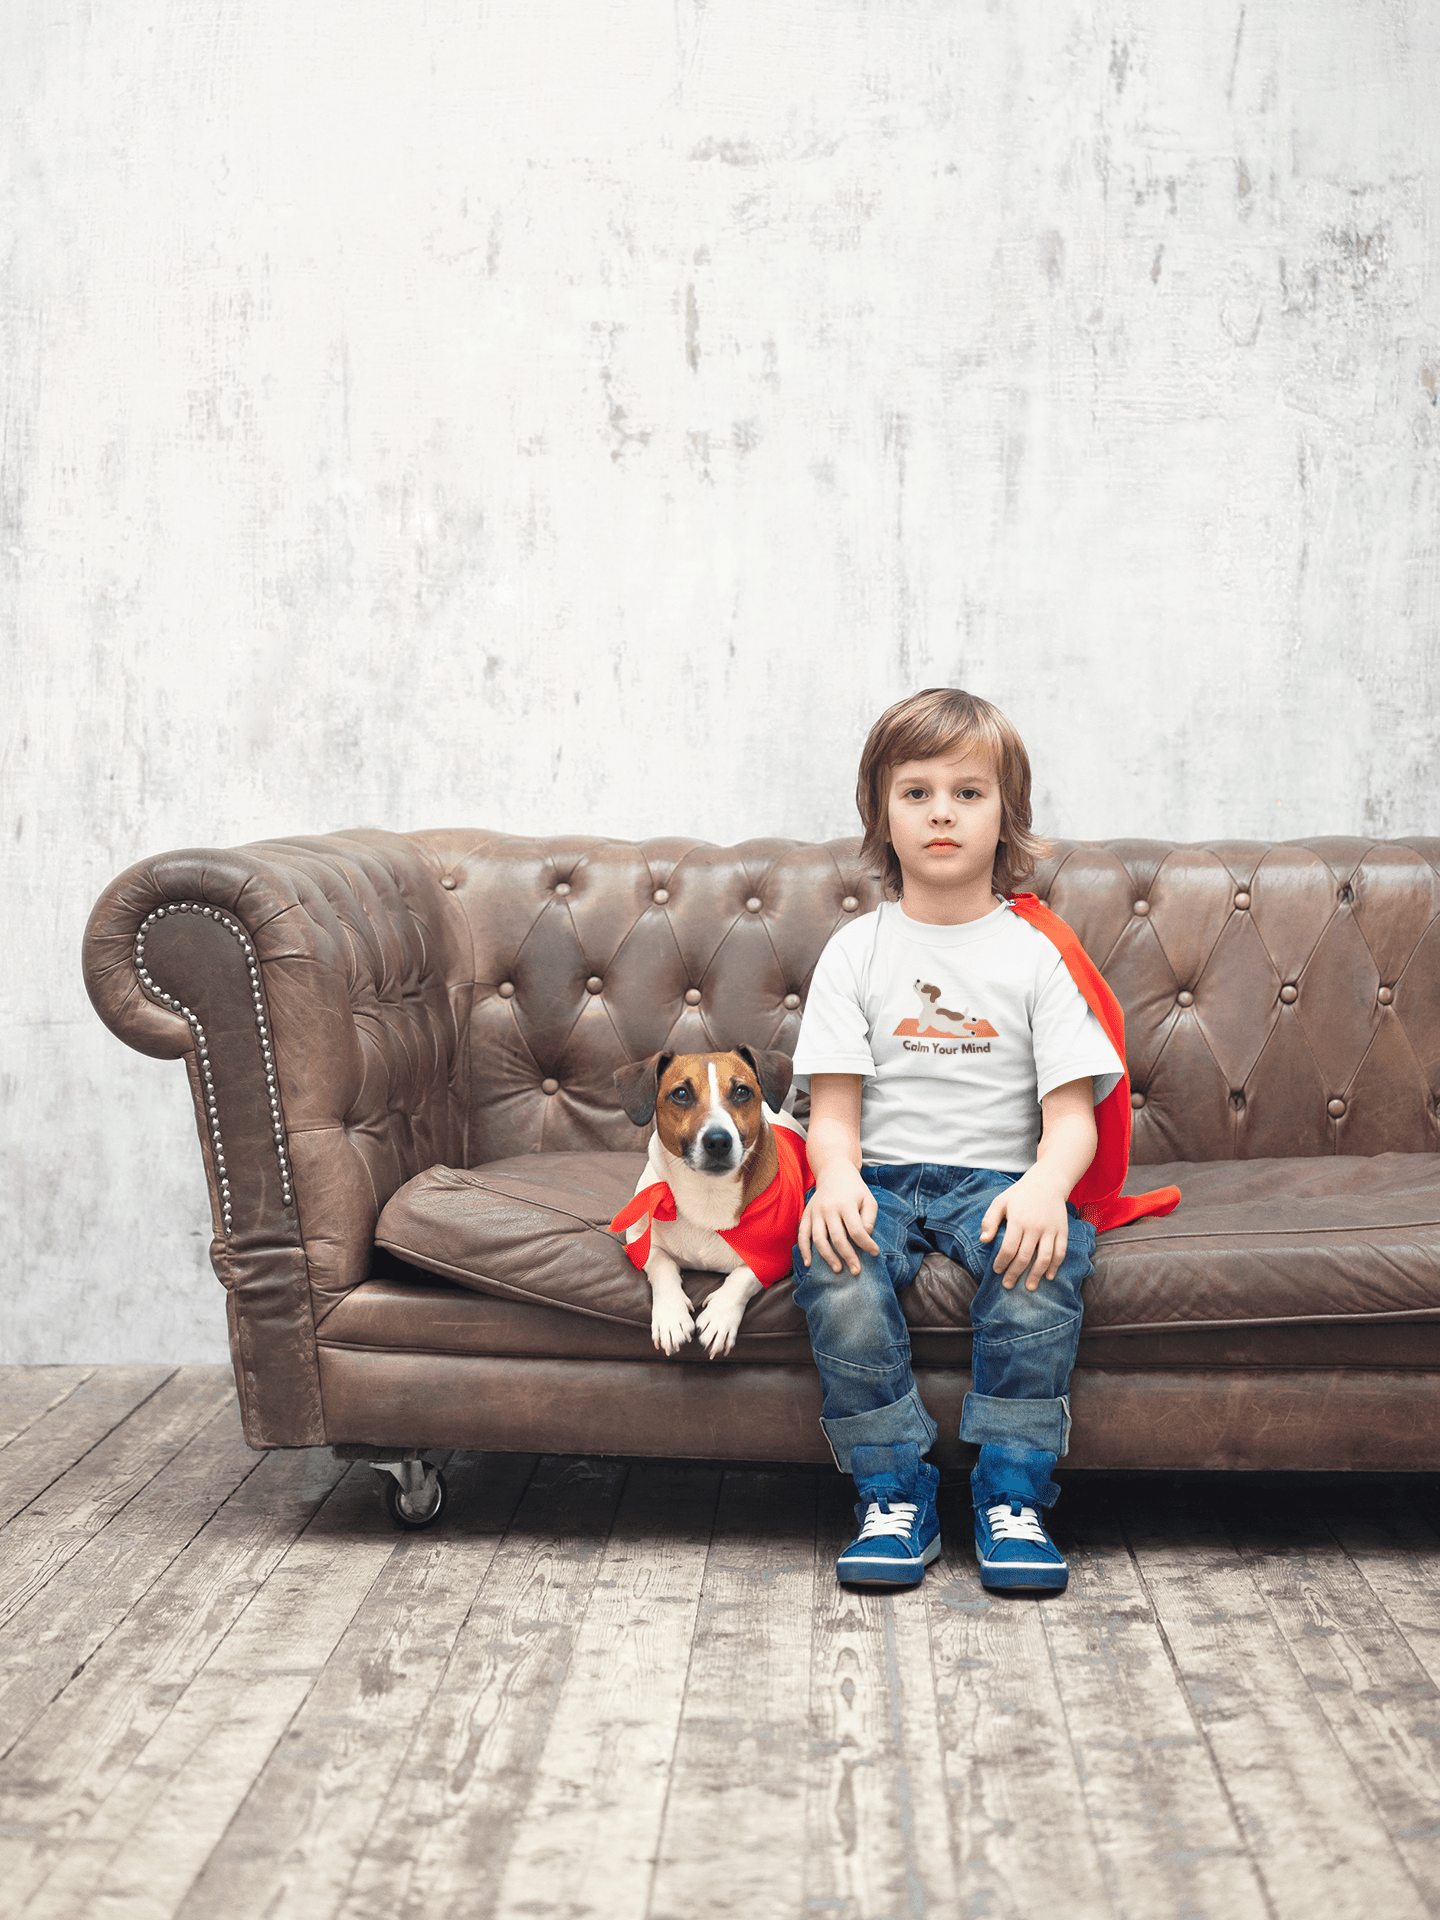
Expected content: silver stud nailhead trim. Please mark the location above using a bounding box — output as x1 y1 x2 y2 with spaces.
133 900 294 1237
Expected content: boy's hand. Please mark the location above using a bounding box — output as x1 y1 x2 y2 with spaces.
980 1168 1071 1292
798 1164 880 1276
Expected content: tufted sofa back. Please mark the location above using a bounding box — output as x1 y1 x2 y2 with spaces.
414 831 879 1163
412 829 1440 1169
1037 836 1440 1163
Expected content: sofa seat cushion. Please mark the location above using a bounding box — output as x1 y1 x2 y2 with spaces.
372 1151 810 1339
1085 1150 1440 1332
371 1149 1440 1339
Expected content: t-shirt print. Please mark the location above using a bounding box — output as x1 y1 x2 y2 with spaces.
895 977 1000 1042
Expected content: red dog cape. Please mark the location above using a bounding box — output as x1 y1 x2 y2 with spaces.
1007 893 1180 1231
610 1123 813 1286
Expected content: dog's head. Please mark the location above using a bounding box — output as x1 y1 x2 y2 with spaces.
612 1046 793 1175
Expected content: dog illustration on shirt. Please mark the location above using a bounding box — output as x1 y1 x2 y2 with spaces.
905 979 1001 1041
913 979 975 1037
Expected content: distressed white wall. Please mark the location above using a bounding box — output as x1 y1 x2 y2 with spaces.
5 0 1438 1361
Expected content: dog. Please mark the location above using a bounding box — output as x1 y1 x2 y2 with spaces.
913 977 975 1035
610 1046 810 1359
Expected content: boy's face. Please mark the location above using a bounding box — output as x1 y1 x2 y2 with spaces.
885 745 1004 897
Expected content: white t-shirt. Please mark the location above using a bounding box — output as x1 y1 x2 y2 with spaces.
792 899 1124 1172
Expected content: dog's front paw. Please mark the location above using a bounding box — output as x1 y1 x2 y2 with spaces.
651 1299 695 1356
696 1288 749 1360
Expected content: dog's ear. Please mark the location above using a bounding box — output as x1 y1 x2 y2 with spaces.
734 1045 793 1112
612 1053 672 1127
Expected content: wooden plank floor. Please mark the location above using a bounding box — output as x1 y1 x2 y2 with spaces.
3 1368 1440 1919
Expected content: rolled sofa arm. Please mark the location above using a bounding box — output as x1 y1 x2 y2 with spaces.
83 830 473 1447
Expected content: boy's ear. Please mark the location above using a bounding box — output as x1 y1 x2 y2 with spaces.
612 1053 672 1126
734 1045 793 1112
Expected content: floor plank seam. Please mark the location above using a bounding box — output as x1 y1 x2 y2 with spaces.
0 1385 237 1608
1235 1507 1440 1915
0 1393 260 1769
639 1464 724 1920
492 1457 635 1910
0 1366 183 1531
800 1480 821 1920
914 1558 969 1914
346 1453 636 1920
3 1445 330 1892
327 1450 544 1920
878 1595 932 1920
158 1462 406 1916
1117 1510 1280 1920
22 1457 384 1918
0 1368 99 1452
1326 1505 1440 1624
1038 1563 1120 1920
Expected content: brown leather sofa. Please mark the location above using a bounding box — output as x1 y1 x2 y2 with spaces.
83 829 1440 1475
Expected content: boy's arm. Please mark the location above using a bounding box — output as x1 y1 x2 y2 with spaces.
980 1077 1098 1292
796 1073 880 1276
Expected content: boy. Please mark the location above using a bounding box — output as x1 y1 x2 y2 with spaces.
792 687 1176 1593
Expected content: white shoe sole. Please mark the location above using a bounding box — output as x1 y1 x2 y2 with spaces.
976 1548 1068 1591
837 1534 942 1586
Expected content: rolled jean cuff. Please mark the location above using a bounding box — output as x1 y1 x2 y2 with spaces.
820 1388 938 1474
959 1390 1071 1457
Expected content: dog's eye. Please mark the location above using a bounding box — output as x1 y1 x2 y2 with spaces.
668 1085 694 1105
730 1084 753 1103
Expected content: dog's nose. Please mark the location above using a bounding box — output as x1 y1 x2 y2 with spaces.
701 1127 733 1160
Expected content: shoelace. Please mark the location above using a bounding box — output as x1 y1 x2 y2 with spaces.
856 1497 919 1540
984 1501 1048 1545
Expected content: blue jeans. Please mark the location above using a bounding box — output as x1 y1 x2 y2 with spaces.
792 1164 1094 1493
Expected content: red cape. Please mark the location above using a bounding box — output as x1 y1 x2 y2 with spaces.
610 1124 812 1286
1007 893 1180 1231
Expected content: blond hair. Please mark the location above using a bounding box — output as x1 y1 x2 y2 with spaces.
855 688 1049 898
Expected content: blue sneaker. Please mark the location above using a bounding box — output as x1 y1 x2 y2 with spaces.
836 1445 941 1589
974 1494 1068 1592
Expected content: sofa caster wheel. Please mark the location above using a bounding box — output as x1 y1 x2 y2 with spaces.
374 1459 448 1529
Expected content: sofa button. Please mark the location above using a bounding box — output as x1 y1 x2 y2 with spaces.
441 876 458 890
1176 990 1194 1008
841 896 859 912
685 988 702 1005
1279 984 1298 1003
783 993 801 1010
586 976 603 994
1234 891 1251 909
542 1078 559 1095
1133 899 1150 916
554 881 572 897
653 888 670 905
498 981 516 999
1328 1097 1346 1118
1378 986 1394 1005
1131 1090 1146 1109
745 896 762 913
